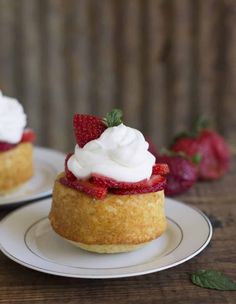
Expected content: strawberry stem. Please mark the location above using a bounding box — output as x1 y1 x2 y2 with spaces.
160 148 202 166
173 116 210 142
104 109 123 127
193 116 209 135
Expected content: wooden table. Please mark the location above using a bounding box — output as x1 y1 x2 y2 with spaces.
0 156 235 304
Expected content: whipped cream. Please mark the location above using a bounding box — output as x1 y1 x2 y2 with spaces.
68 123 156 182
0 91 27 143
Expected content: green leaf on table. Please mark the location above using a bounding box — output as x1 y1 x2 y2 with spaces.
191 269 236 291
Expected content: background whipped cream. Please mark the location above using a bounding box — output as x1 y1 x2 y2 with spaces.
0 91 27 143
68 124 156 182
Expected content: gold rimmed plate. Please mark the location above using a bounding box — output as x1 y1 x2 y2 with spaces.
0 197 212 278
0 147 65 207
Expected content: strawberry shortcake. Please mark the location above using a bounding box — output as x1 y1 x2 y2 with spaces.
49 109 169 253
0 91 35 194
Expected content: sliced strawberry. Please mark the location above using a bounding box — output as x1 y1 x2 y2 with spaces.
73 114 107 148
21 129 36 143
92 173 165 190
111 175 166 195
0 141 16 152
91 173 163 190
0 129 36 152
65 153 76 181
60 177 107 199
152 163 169 176
91 173 143 189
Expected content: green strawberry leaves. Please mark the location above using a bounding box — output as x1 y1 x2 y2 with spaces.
172 116 210 142
191 270 236 291
160 149 202 166
194 116 209 134
104 109 123 127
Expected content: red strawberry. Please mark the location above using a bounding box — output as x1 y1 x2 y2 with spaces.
73 114 107 147
91 173 145 189
111 175 166 195
171 118 230 180
60 177 107 199
0 129 36 152
152 163 170 175
21 129 36 143
91 173 165 191
157 154 198 196
65 153 76 181
0 141 16 152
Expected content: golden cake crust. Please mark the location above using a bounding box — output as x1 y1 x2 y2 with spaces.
66 240 152 254
49 173 167 247
0 143 33 194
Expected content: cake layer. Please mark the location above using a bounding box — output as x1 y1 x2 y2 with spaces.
0 142 33 194
49 174 167 247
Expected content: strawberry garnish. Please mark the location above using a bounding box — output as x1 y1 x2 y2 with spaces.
73 114 107 148
65 153 76 181
62 109 168 198
91 173 146 189
152 163 169 175
60 177 107 199
73 109 123 148
0 142 16 152
21 129 36 143
110 175 166 195
0 129 35 152
92 174 166 193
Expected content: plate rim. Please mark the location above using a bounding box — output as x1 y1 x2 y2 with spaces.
0 146 65 207
0 197 213 279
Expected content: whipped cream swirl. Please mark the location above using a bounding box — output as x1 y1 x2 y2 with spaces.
68 124 156 182
0 91 27 143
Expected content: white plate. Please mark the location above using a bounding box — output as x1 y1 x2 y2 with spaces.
0 147 65 207
0 198 212 278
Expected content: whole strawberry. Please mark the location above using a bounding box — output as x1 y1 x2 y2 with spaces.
157 153 198 196
73 109 123 147
171 118 230 180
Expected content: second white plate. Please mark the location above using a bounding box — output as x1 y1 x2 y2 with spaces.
0 198 212 278
0 147 65 207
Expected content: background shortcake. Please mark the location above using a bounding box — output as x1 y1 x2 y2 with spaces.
0 91 35 194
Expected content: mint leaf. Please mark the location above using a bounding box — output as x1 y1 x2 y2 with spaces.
104 109 123 127
191 270 236 291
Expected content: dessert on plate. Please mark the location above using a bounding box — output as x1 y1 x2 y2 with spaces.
49 109 169 253
0 91 35 194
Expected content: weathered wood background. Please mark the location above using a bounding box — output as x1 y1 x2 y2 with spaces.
0 0 235 152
